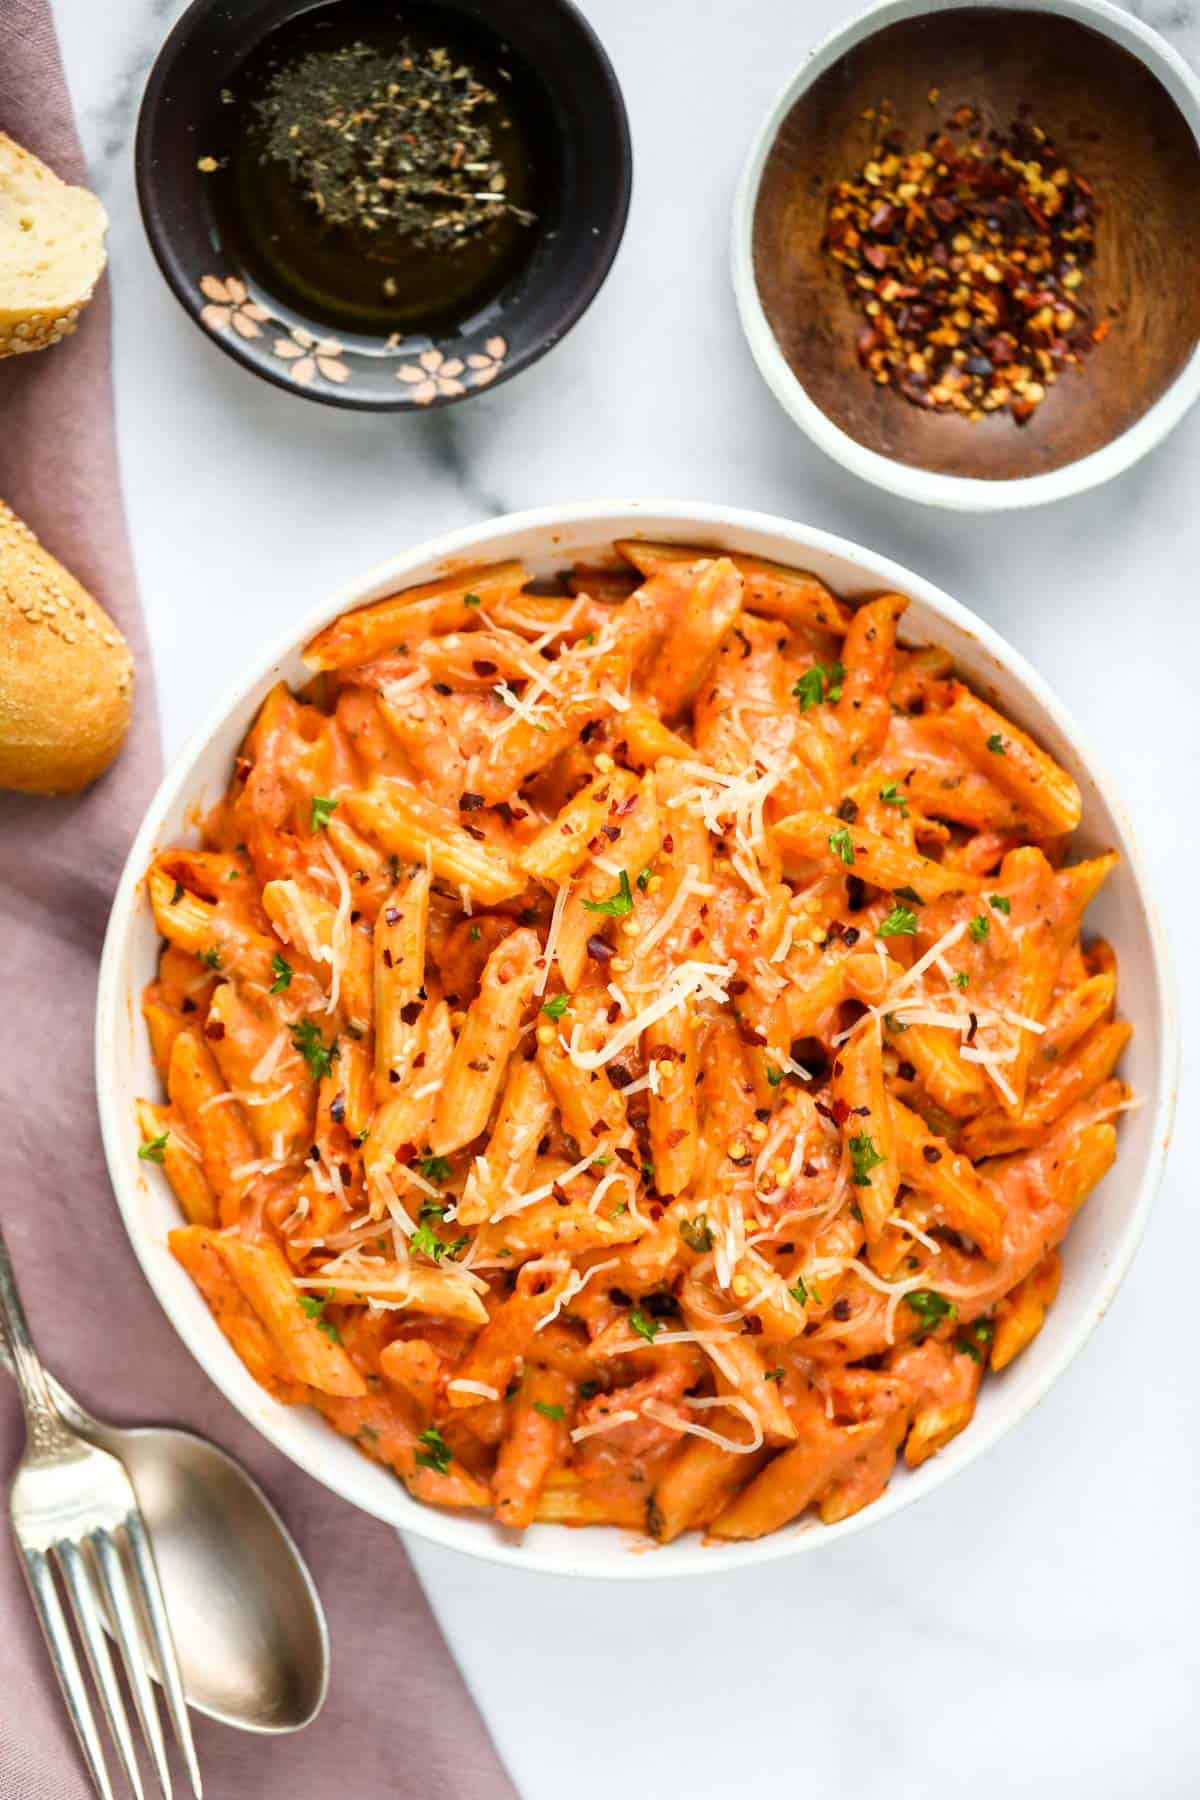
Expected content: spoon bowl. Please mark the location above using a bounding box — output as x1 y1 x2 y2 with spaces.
3 1349 329 1734
97 1418 330 1734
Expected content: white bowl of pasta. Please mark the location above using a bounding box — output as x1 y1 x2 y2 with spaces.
96 502 1175 1578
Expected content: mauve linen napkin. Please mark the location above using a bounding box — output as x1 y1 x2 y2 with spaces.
0 6 517 1797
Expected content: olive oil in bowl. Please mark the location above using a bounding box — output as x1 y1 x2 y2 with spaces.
210 3 547 338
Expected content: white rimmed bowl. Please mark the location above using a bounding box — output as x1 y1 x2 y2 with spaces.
731 0 1200 512
97 501 1176 1577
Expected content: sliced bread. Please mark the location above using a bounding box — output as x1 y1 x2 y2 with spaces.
0 131 108 358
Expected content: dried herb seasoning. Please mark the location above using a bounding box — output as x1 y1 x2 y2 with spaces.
823 106 1104 424
253 39 534 253
208 6 546 336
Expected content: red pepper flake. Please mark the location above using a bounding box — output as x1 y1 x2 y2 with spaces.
823 109 1099 425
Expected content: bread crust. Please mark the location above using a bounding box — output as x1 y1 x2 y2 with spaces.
0 501 134 793
0 132 108 357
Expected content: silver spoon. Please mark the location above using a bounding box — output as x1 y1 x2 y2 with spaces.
0 1329 329 1734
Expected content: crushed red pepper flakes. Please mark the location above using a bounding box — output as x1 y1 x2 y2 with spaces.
822 106 1104 424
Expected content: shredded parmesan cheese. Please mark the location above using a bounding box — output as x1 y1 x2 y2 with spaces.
534 1258 618 1330
570 1409 638 1444
448 1379 500 1402
641 1394 764 1455
565 960 735 1070
534 879 570 997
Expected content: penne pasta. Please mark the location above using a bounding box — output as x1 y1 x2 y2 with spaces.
139 540 1130 1543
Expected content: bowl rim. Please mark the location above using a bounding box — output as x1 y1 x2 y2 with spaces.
730 0 1200 512
96 498 1179 1577
134 0 633 413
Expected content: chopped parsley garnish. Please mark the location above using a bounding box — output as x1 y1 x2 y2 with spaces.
878 781 908 816
793 659 845 711
989 894 1011 915
309 794 338 832
957 1319 994 1363
415 1425 452 1475
199 946 222 971
582 869 634 916
415 1153 452 1184
789 1277 809 1306
290 1018 337 1081
878 904 918 938
463 591 482 607
410 1219 466 1263
951 971 970 990
636 867 652 891
137 1132 169 1163
986 733 1006 754
893 885 923 905
766 1064 785 1087
904 1289 958 1331
299 1288 341 1342
679 1216 713 1254
469 924 481 941
828 824 855 867
848 1132 885 1186
610 1202 629 1218
541 993 570 1020
270 952 294 993
765 1368 785 1383
629 1308 661 1344
968 914 991 943
533 1401 565 1421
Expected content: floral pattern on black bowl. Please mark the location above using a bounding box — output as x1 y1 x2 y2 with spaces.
136 0 631 411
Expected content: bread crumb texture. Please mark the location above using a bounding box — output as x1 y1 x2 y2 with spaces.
0 131 108 358
0 500 133 793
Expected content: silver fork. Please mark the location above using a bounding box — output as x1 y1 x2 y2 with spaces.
0 1226 201 1799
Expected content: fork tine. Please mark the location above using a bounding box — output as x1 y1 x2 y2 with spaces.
19 1544 117 1800
123 1512 202 1800
91 1529 173 1800
57 1540 148 1800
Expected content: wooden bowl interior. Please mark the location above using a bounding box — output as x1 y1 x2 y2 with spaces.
752 8 1200 480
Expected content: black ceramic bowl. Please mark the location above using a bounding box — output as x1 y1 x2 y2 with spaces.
136 0 632 410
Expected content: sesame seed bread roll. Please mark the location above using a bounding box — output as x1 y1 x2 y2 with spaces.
0 501 133 793
0 132 108 358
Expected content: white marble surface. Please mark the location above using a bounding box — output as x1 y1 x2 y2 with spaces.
51 0 1200 1793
